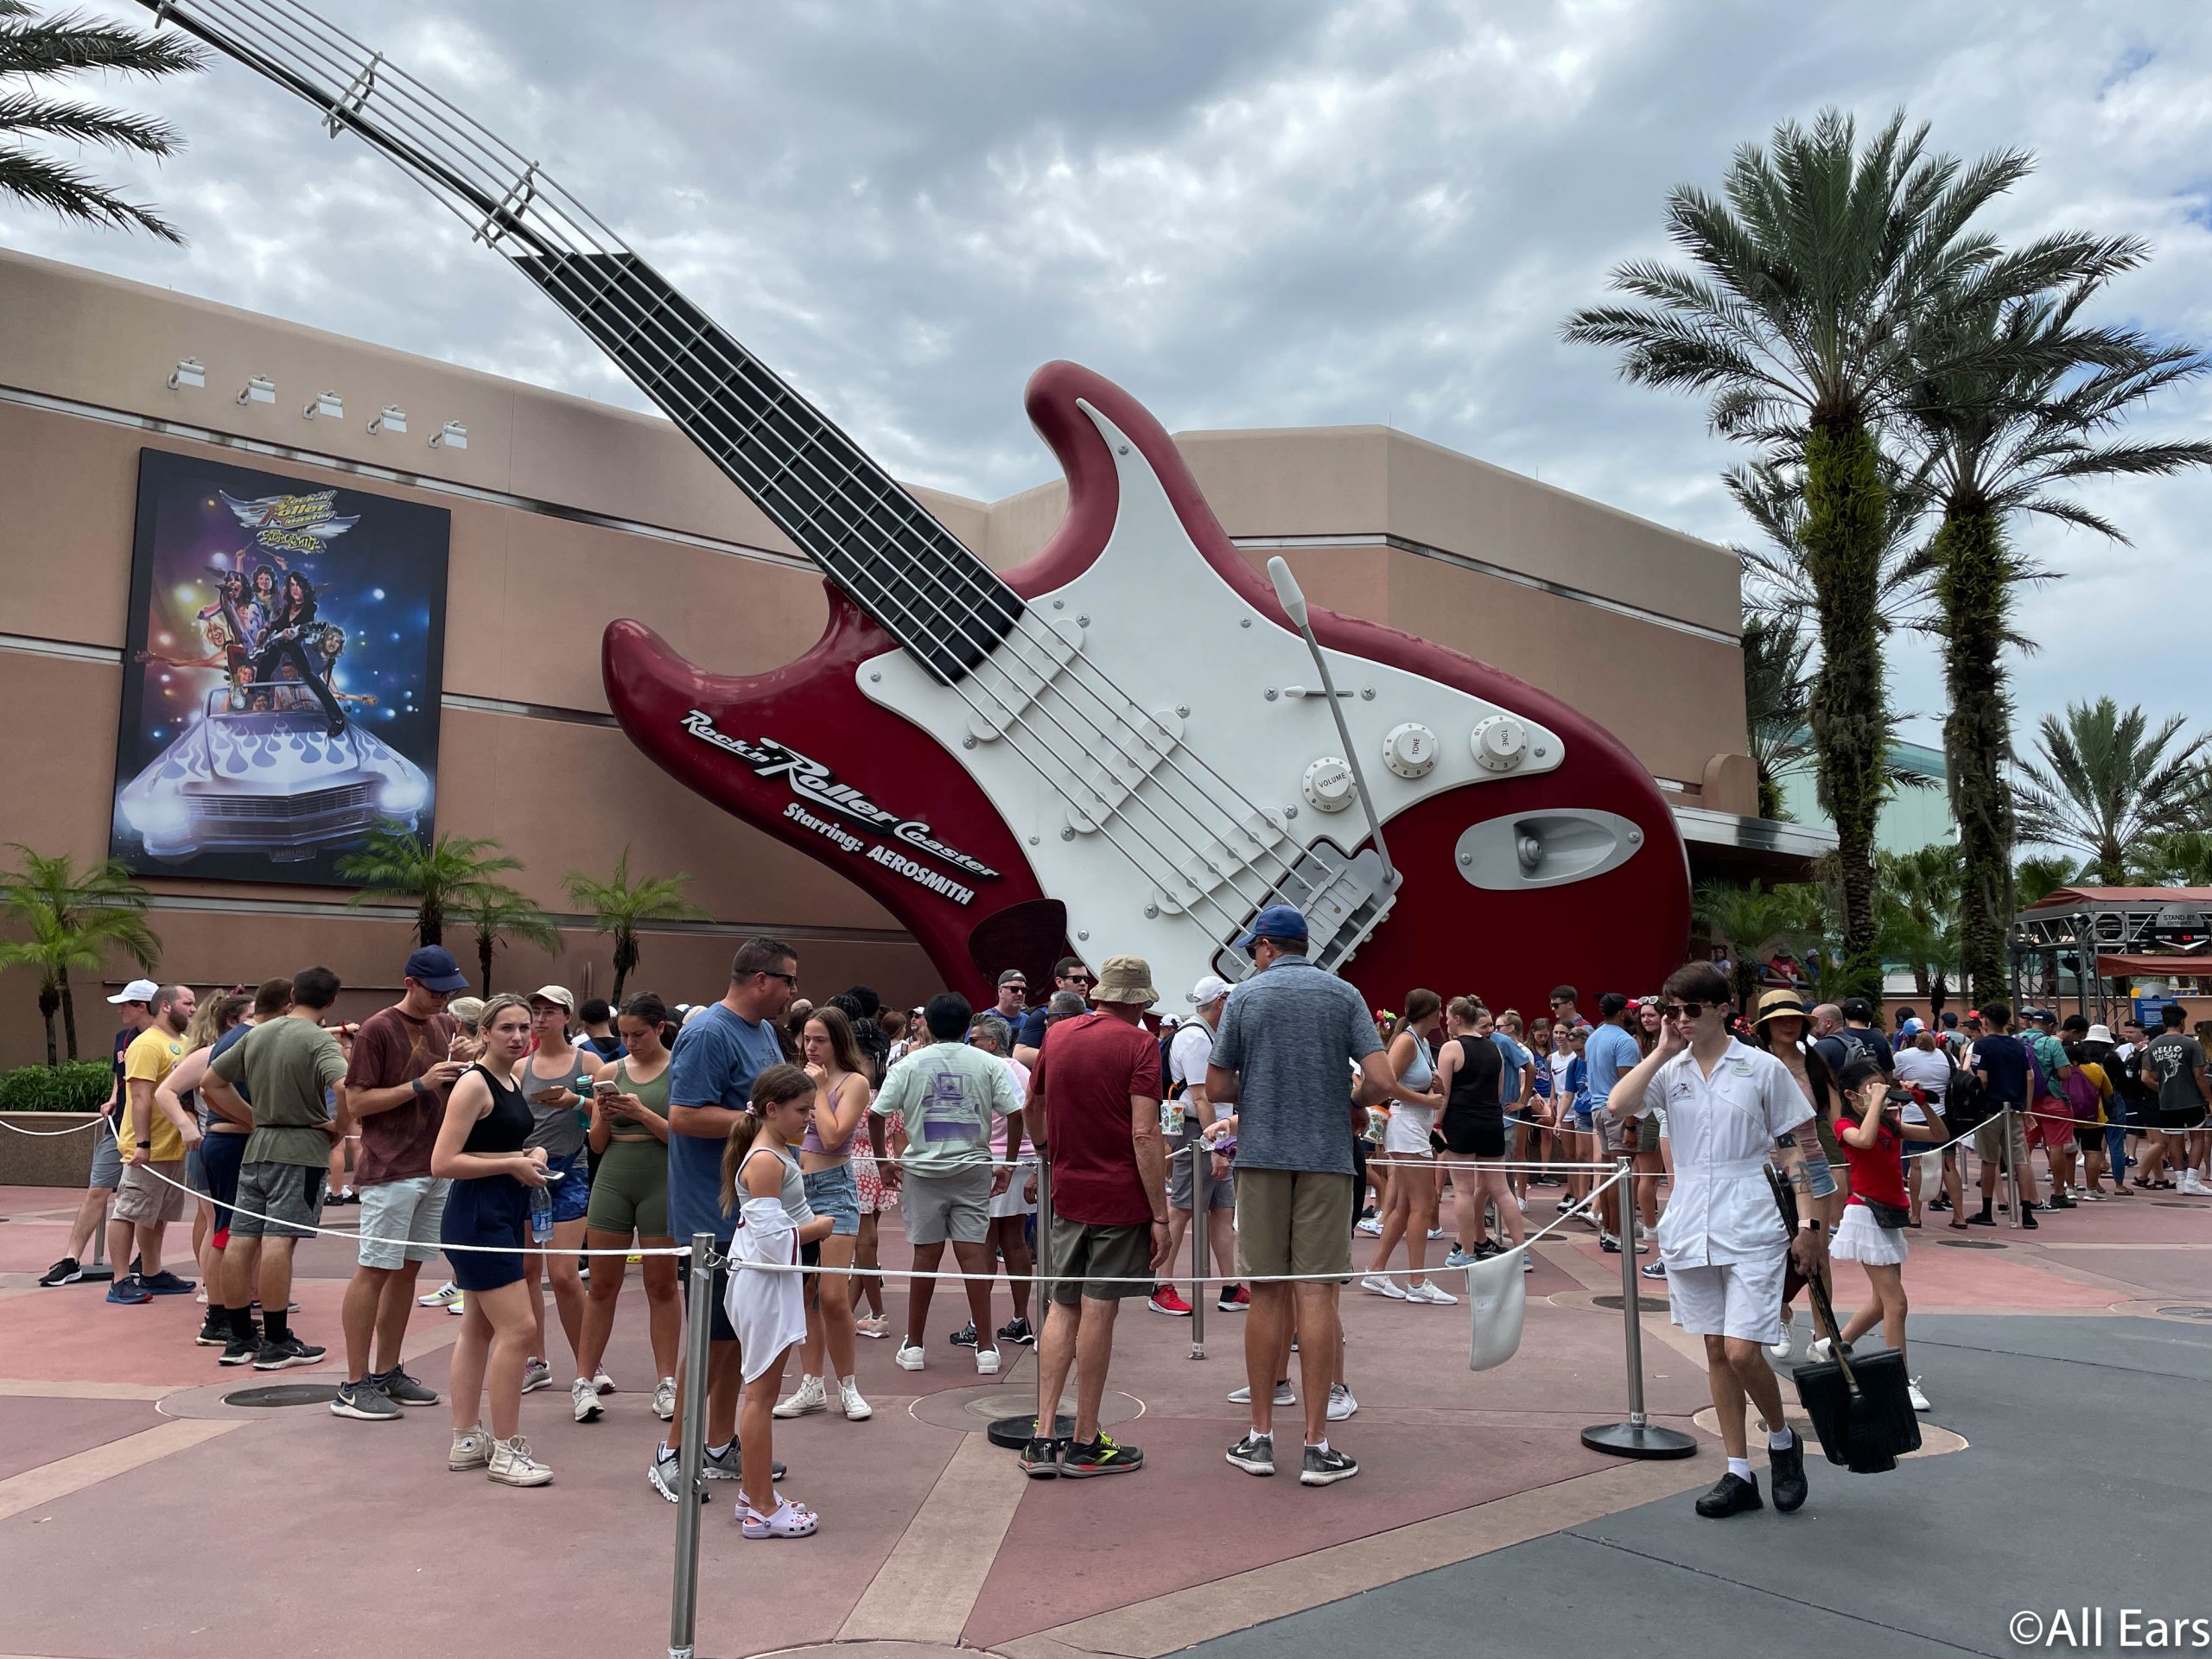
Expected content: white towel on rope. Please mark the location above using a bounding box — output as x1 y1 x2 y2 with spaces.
1464 1249 1528 1372
724 1196 806 1383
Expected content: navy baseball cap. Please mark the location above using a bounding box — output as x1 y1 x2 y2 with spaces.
404 945 469 993
1236 904 1309 951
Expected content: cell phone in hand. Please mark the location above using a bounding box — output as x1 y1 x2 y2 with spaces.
594 1080 620 1097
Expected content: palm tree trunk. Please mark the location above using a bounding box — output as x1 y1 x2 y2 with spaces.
419 898 442 948
37 982 60 1070
1935 506 2016 1005
60 981 80 1063
612 931 637 1003
479 931 494 997
1802 418 1890 1000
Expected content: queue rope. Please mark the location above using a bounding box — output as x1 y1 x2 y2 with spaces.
0 1115 111 1136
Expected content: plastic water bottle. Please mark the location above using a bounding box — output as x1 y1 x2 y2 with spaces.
528 1183 553 1243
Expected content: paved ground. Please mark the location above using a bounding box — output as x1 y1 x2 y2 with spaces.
0 1170 2205 1659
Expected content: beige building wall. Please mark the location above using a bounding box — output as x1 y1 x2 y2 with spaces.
0 248 1753 1065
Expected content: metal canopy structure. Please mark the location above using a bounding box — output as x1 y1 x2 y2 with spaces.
2010 887 2212 1027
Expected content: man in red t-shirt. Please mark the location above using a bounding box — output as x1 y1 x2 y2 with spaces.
1020 954 1168 1479
332 945 468 1421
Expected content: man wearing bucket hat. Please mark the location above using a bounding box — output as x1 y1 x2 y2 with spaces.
1607 962 1823 1518
1019 955 1168 1478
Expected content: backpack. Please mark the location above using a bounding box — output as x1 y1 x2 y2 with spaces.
1943 1055 1989 1130
2061 1059 2101 1122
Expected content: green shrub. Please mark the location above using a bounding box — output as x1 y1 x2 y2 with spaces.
0 1061 112 1114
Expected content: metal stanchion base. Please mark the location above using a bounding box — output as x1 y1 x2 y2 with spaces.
988 1413 1074 1450
1580 1421 1698 1459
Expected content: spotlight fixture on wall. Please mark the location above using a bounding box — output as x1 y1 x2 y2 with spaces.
429 420 467 450
237 375 276 406
167 357 205 391
303 389 343 422
367 404 407 435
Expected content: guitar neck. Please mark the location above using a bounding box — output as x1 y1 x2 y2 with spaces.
138 0 1018 685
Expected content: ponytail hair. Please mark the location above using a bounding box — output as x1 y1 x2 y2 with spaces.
720 1062 817 1216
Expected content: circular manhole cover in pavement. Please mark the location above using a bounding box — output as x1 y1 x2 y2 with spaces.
1936 1237 2005 1249
909 1382 1141 1438
1591 1294 1669 1311
2155 1305 2212 1321
2151 1200 2205 1211
222 1383 339 1408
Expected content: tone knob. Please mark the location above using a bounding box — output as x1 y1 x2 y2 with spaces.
1382 722 1439 779
1471 715 1528 772
1301 756 1355 812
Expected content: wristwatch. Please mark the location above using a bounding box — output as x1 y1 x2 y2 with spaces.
1801 1218 1823 1233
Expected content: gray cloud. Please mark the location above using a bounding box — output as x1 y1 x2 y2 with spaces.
12 0 2211 765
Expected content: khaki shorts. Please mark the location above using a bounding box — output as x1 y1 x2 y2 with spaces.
113 1159 192 1225
1234 1167 1354 1282
1974 1111 2030 1170
1047 1216 1153 1304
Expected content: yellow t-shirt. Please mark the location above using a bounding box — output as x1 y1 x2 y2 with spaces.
118 1027 187 1162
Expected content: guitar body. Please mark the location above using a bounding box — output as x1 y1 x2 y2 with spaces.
606 360 1689 1011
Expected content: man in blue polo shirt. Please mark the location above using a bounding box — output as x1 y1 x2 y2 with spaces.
1583 995 1643 1253
647 937 797 1503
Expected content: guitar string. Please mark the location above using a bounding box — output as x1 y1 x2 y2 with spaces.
176 0 1341 955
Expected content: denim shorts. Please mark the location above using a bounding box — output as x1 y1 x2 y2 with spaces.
88 1117 123 1191
803 1162 861 1237
545 1150 590 1224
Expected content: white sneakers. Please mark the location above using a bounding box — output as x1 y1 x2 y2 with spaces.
774 1375 830 1418
1326 1382 1358 1421
448 1426 490 1471
1228 1379 1295 1406
1358 1274 1408 1300
1355 1216 1383 1236
653 1377 677 1421
1807 1338 1837 1364
976 1347 1001 1375
1767 1324 1795 1360
593 1370 615 1396
1404 1280 1458 1306
893 1340 926 1371
487 1434 553 1487
571 1376 602 1423
840 1378 872 1421
420 1281 461 1307
1361 1274 1453 1304
2179 1172 2212 1197
519 1358 551 1394
1907 1376 1931 1412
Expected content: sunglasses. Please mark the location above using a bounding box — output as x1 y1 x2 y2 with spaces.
759 970 799 988
1064 976 1095 988
1656 1001 1709 1020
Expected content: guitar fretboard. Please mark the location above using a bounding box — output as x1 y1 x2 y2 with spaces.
517 251 1020 683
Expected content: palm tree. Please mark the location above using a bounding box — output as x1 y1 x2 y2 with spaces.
1692 879 1821 1009
0 846 160 1065
1740 613 1815 820
2014 854 2080 911
1566 107 2120 998
0 0 205 241
2128 830 2212 887
2014 699 2212 885
1727 451 1936 626
335 825 526 948
460 887 563 997
563 848 708 1002
1906 279 2212 1002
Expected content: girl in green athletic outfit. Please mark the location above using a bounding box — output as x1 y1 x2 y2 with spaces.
576 994 679 1422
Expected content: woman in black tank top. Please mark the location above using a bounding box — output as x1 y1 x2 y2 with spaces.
1432 997 1528 1261
432 995 554 1487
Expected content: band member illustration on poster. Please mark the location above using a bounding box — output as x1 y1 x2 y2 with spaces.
110 448 451 884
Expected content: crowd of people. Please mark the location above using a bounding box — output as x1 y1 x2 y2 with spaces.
28 923 2209 1528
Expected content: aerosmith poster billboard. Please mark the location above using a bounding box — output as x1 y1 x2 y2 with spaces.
110 449 450 884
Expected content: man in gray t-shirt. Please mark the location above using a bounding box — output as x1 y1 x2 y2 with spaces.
1207 906 1394 1487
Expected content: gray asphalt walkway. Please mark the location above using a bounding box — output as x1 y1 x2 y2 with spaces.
1177 1314 2212 1659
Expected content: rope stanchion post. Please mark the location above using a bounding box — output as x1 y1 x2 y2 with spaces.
1580 1160 1695 1461
2005 1108 2021 1230
1188 1136 1207 1361
667 1231 713 1659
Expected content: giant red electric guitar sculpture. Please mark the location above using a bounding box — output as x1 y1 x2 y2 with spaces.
149 0 1691 1011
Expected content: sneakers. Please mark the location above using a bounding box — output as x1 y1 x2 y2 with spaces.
975 1347 1001 1376
740 1497 818 1539
1300 1443 1360 1486
649 1445 704 1504
1766 1325 1795 1361
195 1310 230 1346
948 1321 979 1347
1641 1261 1669 1280
218 1331 263 1366
487 1435 553 1487
1147 1286 1193 1317
520 1358 552 1393
773 1375 829 1418
1358 1273 1408 1300
839 1379 872 1421
855 1314 890 1339
419 1281 462 1307
447 1294 466 1316
1225 1433 1276 1476
1355 1215 1383 1236
448 1426 491 1471
1326 1382 1358 1421
1061 1433 1144 1477
139 1268 194 1296
37 1256 85 1287
372 1366 438 1407
330 1379 403 1421
593 1370 616 1395
1694 1471 1764 1517
105 1276 152 1305
1228 1379 1294 1406
1405 1280 1458 1306
893 1340 926 1371
1019 1437 1061 1478
1427 1226 1448 1240
997 1315 1037 1347
1768 1429 1808 1513
1599 1234 1621 1255
571 1376 604 1423
2179 1173 2212 1197
653 1377 677 1421
1443 1247 1477 1268
252 1334 327 1370
1216 1285 1249 1311
1907 1376 1931 1412
1806 1338 1841 1365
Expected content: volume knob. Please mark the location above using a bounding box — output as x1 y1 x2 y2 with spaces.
1382 722 1439 779
1301 757 1355 812
1471 715 1528 772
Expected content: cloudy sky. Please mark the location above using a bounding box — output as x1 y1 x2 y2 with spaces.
13 0 2212 764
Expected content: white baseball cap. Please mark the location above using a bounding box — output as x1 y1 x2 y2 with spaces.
1186 975 1234 1007
108 978 159 1005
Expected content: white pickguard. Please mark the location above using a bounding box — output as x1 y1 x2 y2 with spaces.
858 400 1566 998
